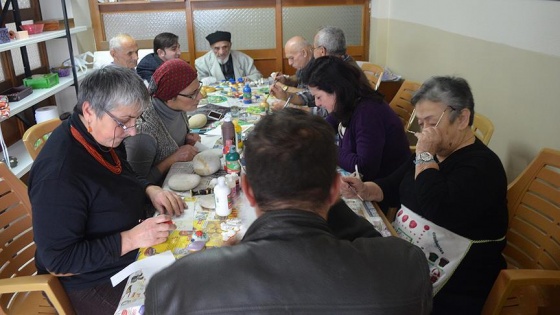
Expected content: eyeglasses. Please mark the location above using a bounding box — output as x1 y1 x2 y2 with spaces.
177 81 203 99
103 109 143 132
407 107 454 134
312 46 324 52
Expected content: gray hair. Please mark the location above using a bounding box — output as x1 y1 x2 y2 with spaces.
315 26 346 56
411 76 475 126
109 33 135 51
76 66 150 117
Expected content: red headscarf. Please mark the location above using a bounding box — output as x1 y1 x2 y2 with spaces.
152 59 197 101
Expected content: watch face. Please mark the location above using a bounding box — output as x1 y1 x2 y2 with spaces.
420 152 433 161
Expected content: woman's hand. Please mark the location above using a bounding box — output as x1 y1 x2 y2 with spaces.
146 185 185 216
414 126 442 155
120 215 176 255
340 176 384 202
186 133 201 146
270 100 286 112
173 144 198 162
269 83 288 100
340 176 366 199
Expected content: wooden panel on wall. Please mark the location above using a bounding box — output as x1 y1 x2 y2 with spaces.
88 0 370 76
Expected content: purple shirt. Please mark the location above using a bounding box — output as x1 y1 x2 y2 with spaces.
328 98 410 181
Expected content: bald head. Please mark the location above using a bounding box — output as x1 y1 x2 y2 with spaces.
284 36 313 70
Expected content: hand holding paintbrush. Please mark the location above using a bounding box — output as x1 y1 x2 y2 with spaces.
340 165 364 201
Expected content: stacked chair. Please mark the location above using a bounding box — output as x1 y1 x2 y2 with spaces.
360 62 384 90
482 148 560 315
22 118 62 160
0 162 75 314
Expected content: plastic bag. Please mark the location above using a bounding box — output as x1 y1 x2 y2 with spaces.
62 51 94 73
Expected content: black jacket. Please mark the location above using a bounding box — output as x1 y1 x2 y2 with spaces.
145 203 432 314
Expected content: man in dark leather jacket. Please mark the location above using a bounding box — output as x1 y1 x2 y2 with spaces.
145 109 432 315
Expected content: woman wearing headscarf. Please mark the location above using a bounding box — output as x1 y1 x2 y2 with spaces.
125 58 202 185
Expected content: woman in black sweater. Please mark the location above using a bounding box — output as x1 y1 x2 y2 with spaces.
341 76 508 315
29 66 185 315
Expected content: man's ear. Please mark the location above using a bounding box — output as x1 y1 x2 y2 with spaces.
109 49 116 58
157 49 164 58
328 173 342 207
241 175 257 207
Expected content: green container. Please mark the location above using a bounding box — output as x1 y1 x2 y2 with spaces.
23 73 59 89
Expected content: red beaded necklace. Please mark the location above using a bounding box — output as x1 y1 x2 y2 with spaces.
70 125 122 174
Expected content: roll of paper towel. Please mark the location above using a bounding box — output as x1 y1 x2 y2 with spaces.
35 106 59 123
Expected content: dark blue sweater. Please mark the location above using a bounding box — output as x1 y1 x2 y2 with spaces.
29 112 150 290
136 52 164 82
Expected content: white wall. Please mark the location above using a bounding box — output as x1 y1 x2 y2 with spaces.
39 0 95 114
370 0 560 181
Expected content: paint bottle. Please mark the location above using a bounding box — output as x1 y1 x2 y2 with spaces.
226 146 241 175
214 176 232 217
243 84 252 104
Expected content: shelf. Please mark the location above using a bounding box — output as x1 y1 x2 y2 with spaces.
6 139 32 178
0 26 87 53
5 69 90 178
9 69 90 116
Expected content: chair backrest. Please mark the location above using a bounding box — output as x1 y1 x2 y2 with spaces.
472 113 494 145
389 80 421 128
503 148 560 270
360 62 384 90
22 118 62 160
0 162 36 309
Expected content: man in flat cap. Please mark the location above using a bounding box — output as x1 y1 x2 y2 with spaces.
195 30 262 84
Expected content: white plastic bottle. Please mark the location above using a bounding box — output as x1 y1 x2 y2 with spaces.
214 176 232 217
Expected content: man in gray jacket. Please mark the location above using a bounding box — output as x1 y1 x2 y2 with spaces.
195 30 262 83
145 109 432 315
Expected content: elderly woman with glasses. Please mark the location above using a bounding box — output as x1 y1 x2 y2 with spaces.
125 58 202 185
341 76 508 315
306 56 410 182
28 66 185 314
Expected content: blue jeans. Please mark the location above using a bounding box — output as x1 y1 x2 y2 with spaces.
66 281 126 315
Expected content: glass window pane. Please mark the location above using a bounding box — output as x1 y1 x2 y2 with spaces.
282 5 363 46
102 11 188 51
194 8 276 51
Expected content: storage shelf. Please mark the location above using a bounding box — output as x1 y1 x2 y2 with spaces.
9 69 90 116
5 69 90 178
6 139 32 178
0 26 87 53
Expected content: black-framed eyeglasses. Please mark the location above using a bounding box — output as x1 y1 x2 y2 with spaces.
103 109 143 132
177 81 203 99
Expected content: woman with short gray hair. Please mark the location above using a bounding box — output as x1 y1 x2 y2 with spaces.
29 66 185 314
341 76 508 315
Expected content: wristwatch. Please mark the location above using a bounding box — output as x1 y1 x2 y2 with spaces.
414 152 436 165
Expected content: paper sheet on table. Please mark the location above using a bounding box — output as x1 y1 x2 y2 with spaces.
110 250 175 287
205 127 222 136
201 135 220 148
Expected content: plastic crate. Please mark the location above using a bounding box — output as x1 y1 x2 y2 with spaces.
0 85 33 102
23 73 59 89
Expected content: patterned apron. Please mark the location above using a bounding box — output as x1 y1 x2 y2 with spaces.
392 205 505 295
